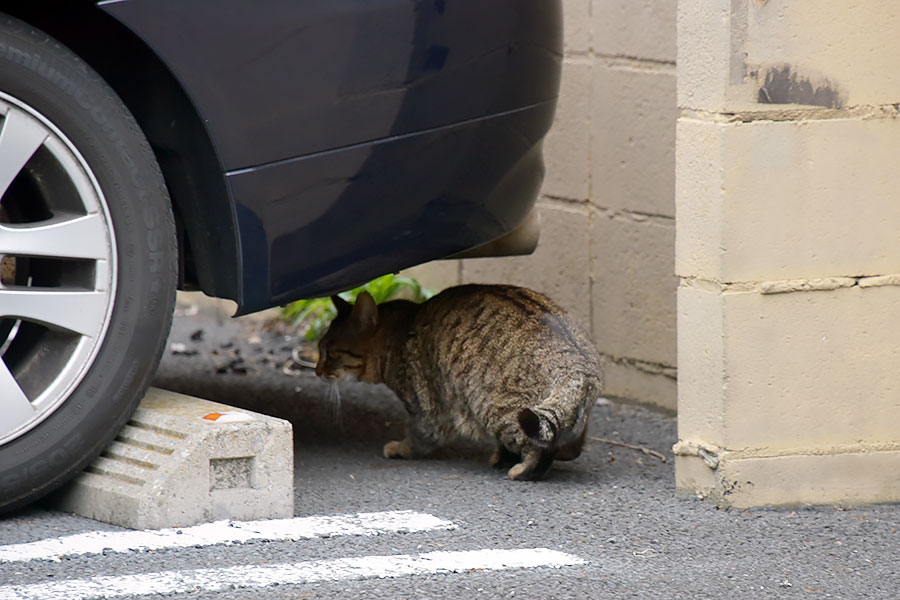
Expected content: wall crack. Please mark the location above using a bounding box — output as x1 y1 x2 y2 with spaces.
602 353 677 379
680 104 900 124
681 273 900 294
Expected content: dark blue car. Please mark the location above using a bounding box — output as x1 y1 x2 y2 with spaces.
0 0 561 511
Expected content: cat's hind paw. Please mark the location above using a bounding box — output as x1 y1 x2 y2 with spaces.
508 462 537 481
507 449 555 481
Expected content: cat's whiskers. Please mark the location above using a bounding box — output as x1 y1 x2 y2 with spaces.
325 380 342 428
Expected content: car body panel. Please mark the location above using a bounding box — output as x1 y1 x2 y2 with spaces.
100 0 562 313
229 102 554 311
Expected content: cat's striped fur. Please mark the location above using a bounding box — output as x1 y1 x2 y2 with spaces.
316 284 602 480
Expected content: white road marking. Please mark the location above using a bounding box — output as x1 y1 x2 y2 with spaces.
0 510 455 563
0 548 585 600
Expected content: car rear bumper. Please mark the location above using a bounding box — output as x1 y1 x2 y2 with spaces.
229 98 557 313
105 0 563 313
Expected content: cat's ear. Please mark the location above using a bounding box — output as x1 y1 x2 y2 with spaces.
332 295 352 315
351 291 378 331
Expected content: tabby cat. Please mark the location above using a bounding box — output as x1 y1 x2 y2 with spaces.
315 284 602 481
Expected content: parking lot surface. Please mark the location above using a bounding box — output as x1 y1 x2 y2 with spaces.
1 298 897 599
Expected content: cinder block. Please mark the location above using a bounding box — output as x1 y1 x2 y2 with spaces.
678 281 900 506
401 260 460 293
50 388 294 529
676 0 745 112
563 0 591 55
675 281 725 445
460 202 591 327
591 63 676 217
678 283 900 453
676 116 900 282
725 285 900 451
679 2 900 112
602 358 676 413
677 451 900 508
674 117 725 280
542 59 592 202
593 0 676 63
745 3 900 108
591 212 676 367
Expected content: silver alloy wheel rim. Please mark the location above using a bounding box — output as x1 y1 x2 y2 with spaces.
0 91 117 446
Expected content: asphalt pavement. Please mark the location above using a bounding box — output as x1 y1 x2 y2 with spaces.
0 293 898 599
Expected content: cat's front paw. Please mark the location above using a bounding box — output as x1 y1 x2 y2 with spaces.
383 440 416 459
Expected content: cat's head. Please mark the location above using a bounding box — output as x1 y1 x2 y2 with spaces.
316 291 380 382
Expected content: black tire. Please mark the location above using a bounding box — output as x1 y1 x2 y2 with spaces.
0 15 177 512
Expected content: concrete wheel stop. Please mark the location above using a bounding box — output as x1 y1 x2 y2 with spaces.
48 388 294 529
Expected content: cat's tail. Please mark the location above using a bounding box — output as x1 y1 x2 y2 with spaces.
517 406 559 444
517 375 598 447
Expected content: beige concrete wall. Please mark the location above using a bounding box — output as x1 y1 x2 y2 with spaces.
675 1 900 507
407 0 679 411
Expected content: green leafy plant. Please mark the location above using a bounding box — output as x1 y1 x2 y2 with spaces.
280 273 434 341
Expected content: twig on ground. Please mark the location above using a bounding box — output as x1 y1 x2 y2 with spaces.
282 347 317 376
291 346 317 369
282 359 303 376
589 437 667 463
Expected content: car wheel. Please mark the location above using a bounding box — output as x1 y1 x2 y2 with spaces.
0 16 177 512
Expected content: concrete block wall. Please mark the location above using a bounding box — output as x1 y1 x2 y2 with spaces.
407 0 679 412
675 1 900 507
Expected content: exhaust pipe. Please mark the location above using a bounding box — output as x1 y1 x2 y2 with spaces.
448 210 541 259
